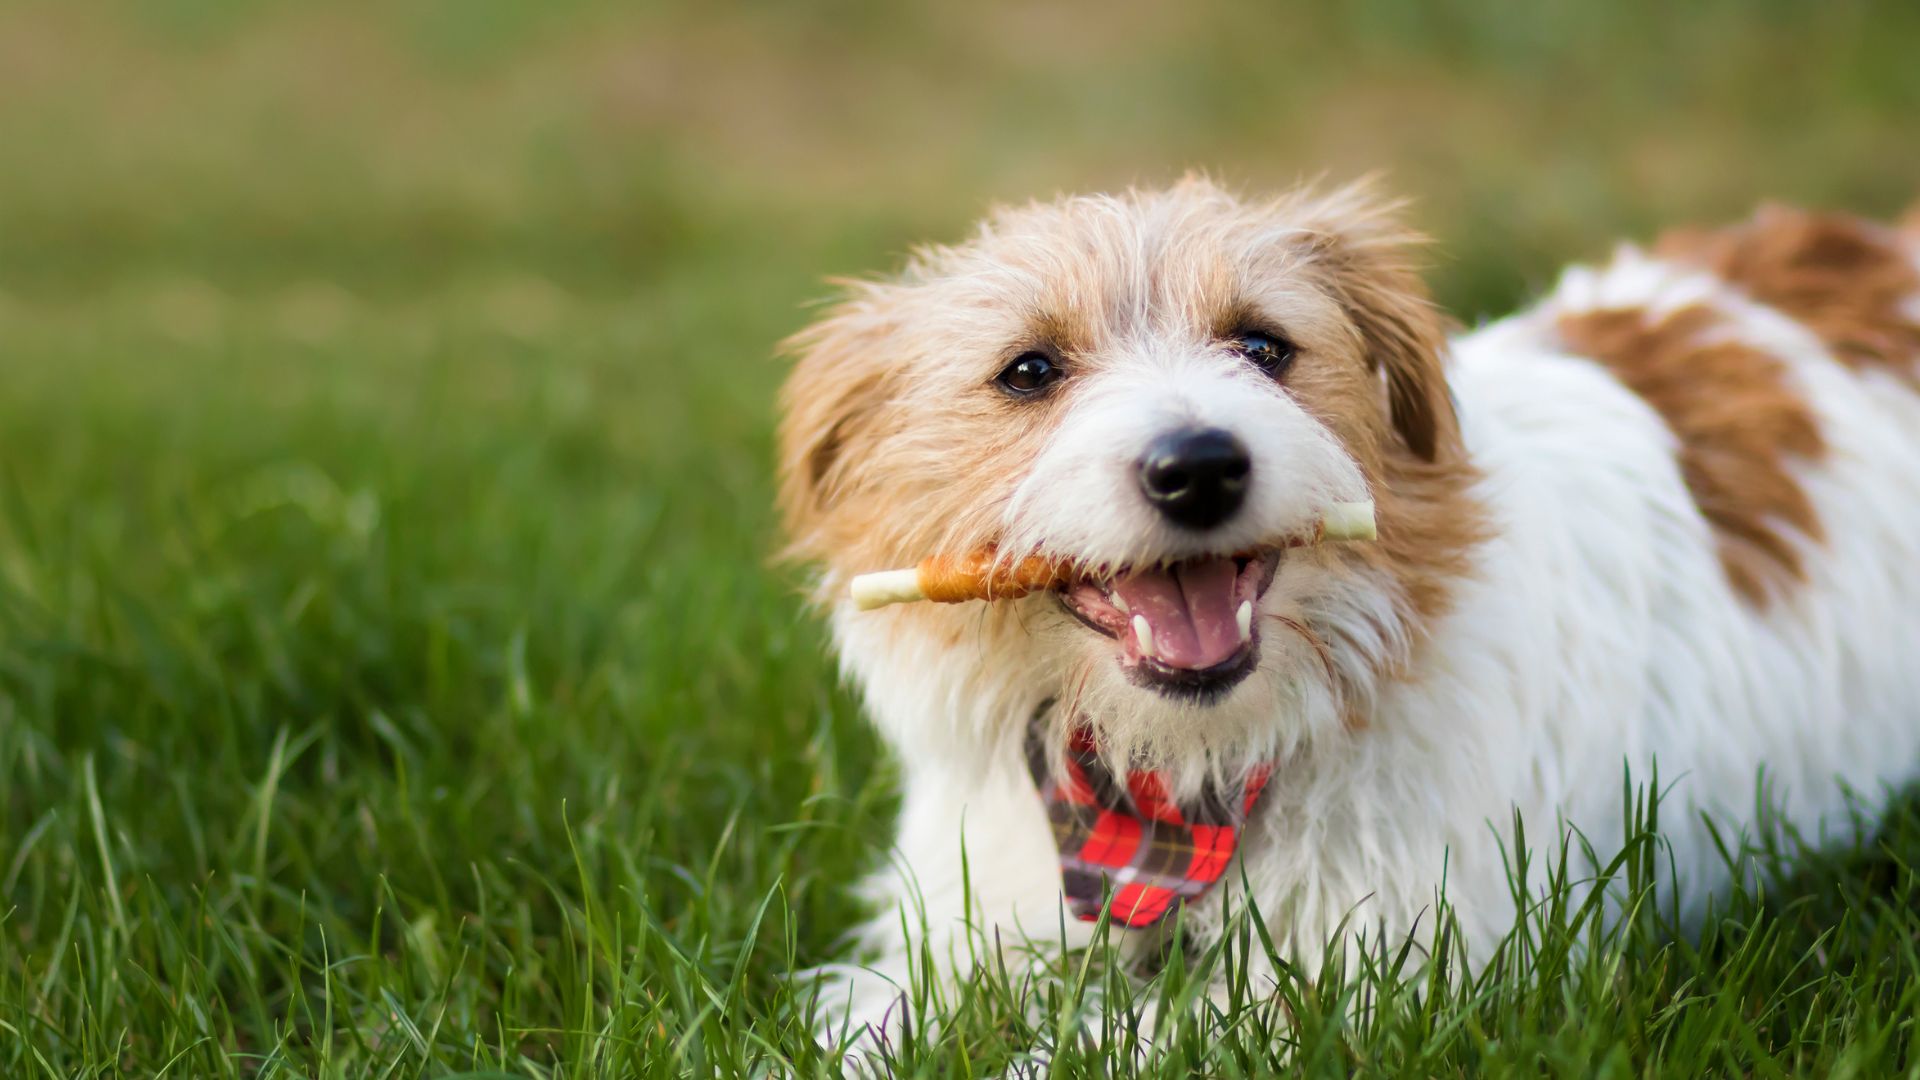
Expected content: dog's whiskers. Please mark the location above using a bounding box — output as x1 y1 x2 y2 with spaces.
1265 612 1336 685
1062 656 1097 725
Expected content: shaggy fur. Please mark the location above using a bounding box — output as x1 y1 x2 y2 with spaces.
775 177 1920 1044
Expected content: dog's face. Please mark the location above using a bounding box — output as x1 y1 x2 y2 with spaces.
779 179 1478 761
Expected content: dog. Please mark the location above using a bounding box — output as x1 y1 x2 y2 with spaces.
775 176 1920 1043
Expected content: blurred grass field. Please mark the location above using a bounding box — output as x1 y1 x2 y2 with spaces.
4 1 1920 1075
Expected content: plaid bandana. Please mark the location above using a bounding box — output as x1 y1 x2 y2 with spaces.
1025 714 1273 928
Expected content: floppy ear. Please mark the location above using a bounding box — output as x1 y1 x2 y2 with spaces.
1303 195 1460 462
775 284 899 557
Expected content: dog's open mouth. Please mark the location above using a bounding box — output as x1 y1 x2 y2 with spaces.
1058 551 1281 703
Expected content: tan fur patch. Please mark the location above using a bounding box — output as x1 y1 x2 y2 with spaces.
1367 448 1487 630
1287 198 1488 647
1655 205 1920 375
1239 189 1488 701
1555 304 1826 605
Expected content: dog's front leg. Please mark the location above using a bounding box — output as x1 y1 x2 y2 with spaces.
812 755 1095 1056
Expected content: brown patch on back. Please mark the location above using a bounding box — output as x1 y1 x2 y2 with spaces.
1555 304 1827 605
1655 205 1920 374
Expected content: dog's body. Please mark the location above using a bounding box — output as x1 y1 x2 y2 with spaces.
777 180 1920 1037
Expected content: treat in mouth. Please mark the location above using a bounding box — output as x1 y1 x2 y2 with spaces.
1059 550 1281 701
845 500 1373 611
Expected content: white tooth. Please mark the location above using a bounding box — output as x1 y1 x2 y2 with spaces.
1132 614 1155 657
1111 591 1129 615
1236 601 1253 643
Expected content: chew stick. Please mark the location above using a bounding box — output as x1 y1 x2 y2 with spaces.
849 500 1376 611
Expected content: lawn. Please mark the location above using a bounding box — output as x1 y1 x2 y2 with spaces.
3 1 1919 1075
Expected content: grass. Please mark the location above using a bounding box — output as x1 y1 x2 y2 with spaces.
2 0 1919 1074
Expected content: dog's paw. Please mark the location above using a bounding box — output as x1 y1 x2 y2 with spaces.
798 961 917 1066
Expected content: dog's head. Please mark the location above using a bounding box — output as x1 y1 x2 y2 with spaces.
778 178 1482 766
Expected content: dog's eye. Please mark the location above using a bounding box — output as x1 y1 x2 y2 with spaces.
1230 331 1295 378
996 352 1062 396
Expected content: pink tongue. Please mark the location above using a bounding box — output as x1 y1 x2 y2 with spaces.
1112 557 1245 670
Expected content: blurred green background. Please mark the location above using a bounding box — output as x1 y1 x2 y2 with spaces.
8 1 1919 309
2 1 1918 1073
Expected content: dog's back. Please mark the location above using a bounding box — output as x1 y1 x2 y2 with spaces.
1387 206 1920 943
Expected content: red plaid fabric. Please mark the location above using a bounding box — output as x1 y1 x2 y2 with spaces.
1026 718 1273 928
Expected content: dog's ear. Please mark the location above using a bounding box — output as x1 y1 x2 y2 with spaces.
1301 191 1460 462
775 285 899 557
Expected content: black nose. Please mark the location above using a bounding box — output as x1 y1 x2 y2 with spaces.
1137 427 1250 530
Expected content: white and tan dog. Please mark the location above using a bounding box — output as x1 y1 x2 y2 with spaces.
776 177 1920 1038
